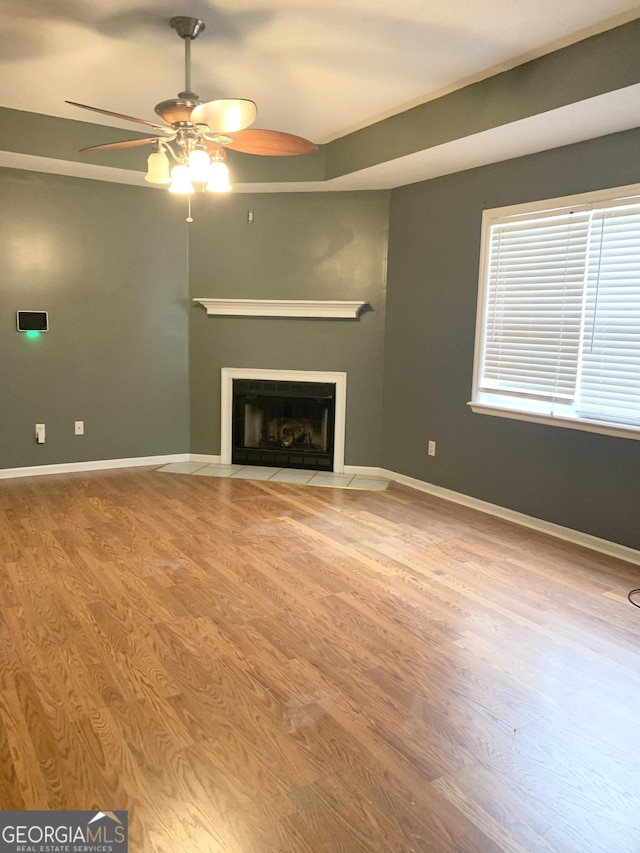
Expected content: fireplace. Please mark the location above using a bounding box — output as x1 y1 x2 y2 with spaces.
221 369 347 472
232 379 335 470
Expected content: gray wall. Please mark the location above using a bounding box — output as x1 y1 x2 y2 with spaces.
188 191 389 466
382 128 640 549
4 128 639 550
0 168 190 469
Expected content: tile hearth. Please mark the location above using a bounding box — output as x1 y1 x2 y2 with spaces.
157 462 390 491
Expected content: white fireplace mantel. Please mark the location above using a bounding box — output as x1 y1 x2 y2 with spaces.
194 298 368 319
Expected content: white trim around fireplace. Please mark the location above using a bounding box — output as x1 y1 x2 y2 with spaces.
220 368 347 473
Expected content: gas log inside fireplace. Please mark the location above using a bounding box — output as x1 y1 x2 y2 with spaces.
232 379 335 470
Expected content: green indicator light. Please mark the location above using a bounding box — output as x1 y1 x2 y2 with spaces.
25 330 40 339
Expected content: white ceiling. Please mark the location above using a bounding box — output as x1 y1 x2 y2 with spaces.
0 0 640 143
1 0 640 147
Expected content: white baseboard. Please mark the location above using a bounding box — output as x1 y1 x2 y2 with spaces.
377 468 640 566
344 465 387 477
1 455 637 566
0 454 190 481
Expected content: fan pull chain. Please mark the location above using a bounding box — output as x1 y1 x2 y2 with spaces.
186 195 193 223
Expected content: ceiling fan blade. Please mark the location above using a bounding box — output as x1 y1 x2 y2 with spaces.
191 99 257 134
66 101 170 131
79 135 165 153
223 129 318 156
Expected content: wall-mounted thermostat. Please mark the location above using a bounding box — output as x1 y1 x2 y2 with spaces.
17 311 48 332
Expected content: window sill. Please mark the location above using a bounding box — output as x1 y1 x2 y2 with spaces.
468 402 640 441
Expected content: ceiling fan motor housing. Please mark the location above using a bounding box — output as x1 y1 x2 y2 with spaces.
155 97 200 125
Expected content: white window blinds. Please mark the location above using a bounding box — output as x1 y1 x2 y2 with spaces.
472 189 640 435
579 206 640 426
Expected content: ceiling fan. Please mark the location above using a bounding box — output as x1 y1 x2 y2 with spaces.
66 16 318 195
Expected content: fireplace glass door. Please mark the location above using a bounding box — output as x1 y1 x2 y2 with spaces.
232 379 335 470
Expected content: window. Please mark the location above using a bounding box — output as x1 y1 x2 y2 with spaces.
470 184 640 439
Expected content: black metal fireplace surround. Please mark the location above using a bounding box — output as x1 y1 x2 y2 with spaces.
232 379 336 470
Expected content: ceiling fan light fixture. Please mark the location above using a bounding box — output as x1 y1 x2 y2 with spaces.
206 155 231 193
145 148 171 184
188 147 212 183
169 163 194 194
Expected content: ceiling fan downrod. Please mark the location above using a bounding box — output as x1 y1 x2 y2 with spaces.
169 16 205 99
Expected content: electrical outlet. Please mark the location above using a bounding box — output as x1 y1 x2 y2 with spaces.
428 440 436 456
74 420 84 435
35 423 45 444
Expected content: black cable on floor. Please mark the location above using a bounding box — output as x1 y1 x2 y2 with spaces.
628 589 640 609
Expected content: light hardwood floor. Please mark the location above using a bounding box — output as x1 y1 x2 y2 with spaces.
0 468 639 852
